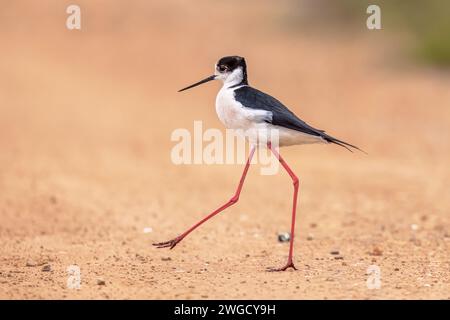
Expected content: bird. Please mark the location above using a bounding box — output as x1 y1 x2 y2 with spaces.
153 55 363 271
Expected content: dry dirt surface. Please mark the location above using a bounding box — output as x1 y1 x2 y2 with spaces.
1 1 450 299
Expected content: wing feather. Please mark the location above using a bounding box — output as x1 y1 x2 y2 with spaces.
233 86 364 153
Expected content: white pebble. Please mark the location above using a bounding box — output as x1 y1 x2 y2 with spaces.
143 227 153 233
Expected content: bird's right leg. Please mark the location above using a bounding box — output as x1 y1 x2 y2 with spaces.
266 143 299 272
153 146 256 249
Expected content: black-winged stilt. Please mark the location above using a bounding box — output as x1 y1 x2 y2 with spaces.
153 56 362 271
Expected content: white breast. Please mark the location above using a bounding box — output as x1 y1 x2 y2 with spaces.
215 86 271 130
215 85 325 147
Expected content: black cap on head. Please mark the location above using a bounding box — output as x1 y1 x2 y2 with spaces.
178 56 248 92
216 56 248 84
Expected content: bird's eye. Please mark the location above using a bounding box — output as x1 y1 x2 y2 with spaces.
218 65 227 72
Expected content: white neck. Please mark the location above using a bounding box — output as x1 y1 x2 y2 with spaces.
221 67 245 88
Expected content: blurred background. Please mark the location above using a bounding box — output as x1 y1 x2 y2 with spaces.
1 0 449 299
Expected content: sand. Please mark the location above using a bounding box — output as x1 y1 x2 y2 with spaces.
1 1 449 299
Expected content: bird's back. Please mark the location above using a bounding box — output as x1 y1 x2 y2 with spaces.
233 85 362 152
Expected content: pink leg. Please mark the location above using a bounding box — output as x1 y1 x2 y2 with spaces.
153 146 256 249
267 143 298 271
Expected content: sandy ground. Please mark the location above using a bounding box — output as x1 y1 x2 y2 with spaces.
1 1 450 299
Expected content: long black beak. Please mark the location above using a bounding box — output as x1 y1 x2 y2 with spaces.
178 75 216 92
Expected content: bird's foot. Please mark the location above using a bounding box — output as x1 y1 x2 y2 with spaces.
267 261 297 272
152 236 183 249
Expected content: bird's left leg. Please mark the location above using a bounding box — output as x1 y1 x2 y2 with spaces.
267 143 298 271
153 146 256 250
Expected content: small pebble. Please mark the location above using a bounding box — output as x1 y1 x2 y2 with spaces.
306 234 314 241
411 224 419 231
143 227 153 233
371 247 383 256
41 265 51 272
26 260 37 267
161 257 172 261
278 232 290 242
330 250 340 255
97 279 106 286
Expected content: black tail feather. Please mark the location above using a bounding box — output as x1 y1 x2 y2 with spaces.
324 135 367 154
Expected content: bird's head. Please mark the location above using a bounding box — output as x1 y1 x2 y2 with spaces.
178 56 248 92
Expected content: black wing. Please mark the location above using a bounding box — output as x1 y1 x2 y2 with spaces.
233 86 363 152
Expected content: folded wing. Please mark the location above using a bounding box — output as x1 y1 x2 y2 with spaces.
233 86 363 152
